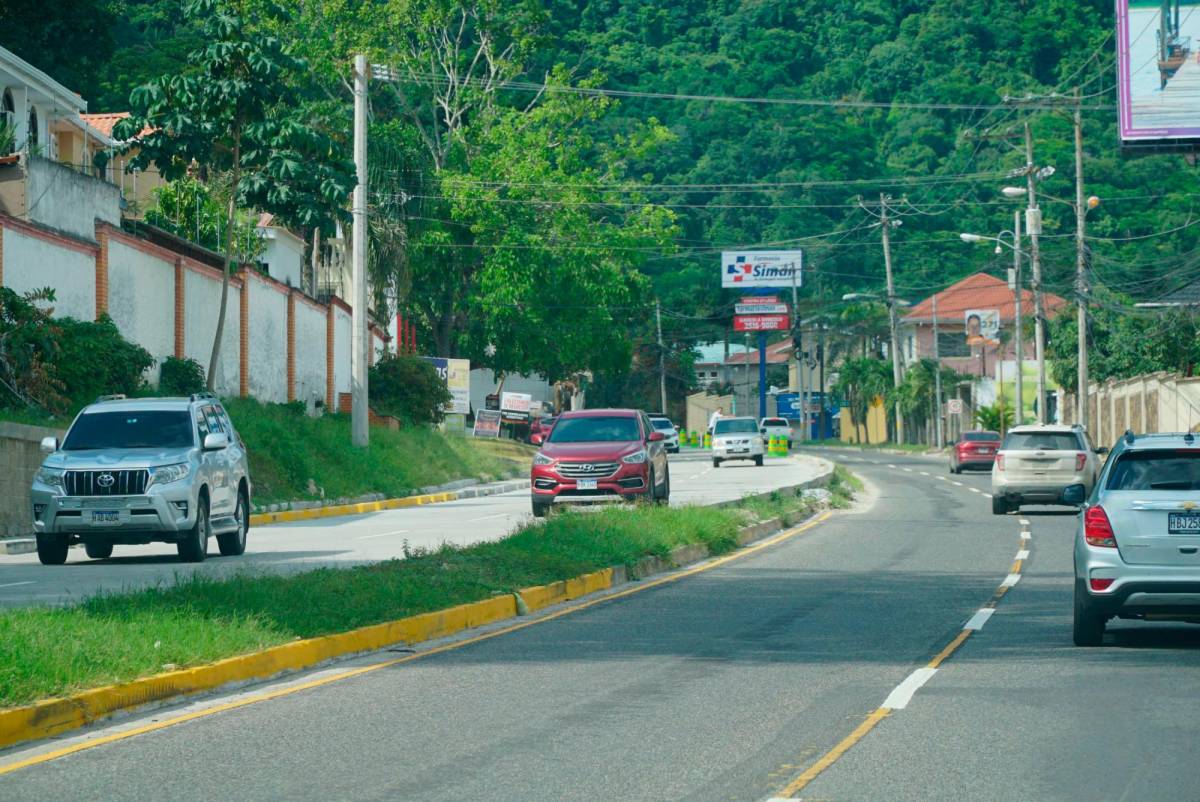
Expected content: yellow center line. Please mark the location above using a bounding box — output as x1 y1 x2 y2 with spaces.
0 512 833 777
771 524 1030 798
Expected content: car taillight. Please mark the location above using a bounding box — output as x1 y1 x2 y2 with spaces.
996 454 1005 471
1089 577 1115 592
1084 506 1116 548
1075 452 1087 471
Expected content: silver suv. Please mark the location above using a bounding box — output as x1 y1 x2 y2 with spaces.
30 393 251 564
1073 431 1200 646
991 423 1105 514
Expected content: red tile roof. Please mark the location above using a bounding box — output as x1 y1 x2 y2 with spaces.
80 112 153 140
903 271 1066 324
725 339 793 365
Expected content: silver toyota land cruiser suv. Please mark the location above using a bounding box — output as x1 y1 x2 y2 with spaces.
30 393 251 565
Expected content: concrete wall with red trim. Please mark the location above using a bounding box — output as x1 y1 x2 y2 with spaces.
183 267 241 397
108 239 174 384
333 304 352 404
3 226 94 318
246 274 288 402
295 299 326 408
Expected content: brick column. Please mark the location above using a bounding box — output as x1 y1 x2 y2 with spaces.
287 290 297 402
95 226 110 318
173 258 185 358
325 304 335 410
239 269 250 398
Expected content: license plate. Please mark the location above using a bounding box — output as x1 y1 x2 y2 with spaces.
92 510 120 525
577 479 597 490
730 448 748 454
1169 512 1200 534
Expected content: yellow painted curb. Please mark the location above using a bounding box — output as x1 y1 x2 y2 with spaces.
0 592 520 751
248 490 462 527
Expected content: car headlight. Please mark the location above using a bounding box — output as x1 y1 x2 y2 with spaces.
35 467 64 487
622 450 648 464
150 463 190 485
533 453 556 466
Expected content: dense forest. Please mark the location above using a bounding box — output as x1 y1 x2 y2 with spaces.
4 0 1198 396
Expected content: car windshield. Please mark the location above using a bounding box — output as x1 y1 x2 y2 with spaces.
651 418 675 430
63 411 194 450
548 415 640 443
1002 431 1080 451
714 419 758 435
963 431 1000 442
763 419 788 427
1107 450 1200 490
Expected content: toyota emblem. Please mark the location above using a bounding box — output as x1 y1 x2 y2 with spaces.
96 473 116 488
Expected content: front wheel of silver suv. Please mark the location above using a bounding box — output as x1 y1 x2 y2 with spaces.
178 495 210 563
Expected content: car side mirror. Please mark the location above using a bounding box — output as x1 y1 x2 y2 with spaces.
40 436 59 453
648 431 665 442
760 427 767 434
1094 446 1108 455
203 432 230 451
531 433 543 445
1062 484 1087 505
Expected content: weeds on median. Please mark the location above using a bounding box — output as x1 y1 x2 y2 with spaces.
0 479 853 708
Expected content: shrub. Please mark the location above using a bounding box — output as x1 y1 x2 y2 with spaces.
54 315 154 407
0 287 64 412
368 354 451 425
159 356 206 396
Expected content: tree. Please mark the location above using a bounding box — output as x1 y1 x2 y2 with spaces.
114 0 353 391
833 357 893 442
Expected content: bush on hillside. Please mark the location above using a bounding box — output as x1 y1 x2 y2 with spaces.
159 356 206 396
368 354 451 425
0 287 65 412
54 315 154 406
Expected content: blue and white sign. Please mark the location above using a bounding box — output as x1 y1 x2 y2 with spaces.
722 251 803 288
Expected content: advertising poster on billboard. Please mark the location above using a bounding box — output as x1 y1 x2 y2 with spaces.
1117 0 1200 142
500 392 533 423
721 251 803 288
472 409 501 438
422 357 472 414
964 309 1000 345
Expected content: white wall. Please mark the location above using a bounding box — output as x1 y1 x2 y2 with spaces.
334 305 351 402
295 300 326 410
259 228 304 288
3 227 93 319
469 369 551 415
246 276 288 403
183 268 240 397
25 155 120 240
107 239 173 384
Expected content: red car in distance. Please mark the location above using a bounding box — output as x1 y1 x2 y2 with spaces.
530 409 670 517
529 415 557 445
949 430 1001 473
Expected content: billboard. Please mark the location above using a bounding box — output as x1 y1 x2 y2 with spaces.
722 251 803 288
734 314 790 332
500 391 532 422
422 357 471 414
1117 1 1200 143
472 409 501 438
964 309 1000 345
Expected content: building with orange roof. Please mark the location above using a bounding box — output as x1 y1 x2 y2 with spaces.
901 271 1067 379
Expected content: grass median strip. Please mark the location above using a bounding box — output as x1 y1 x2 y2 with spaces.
0 469 853 709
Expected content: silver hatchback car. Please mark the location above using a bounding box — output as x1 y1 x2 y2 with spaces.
1073 431 1200 646
30 393 252 565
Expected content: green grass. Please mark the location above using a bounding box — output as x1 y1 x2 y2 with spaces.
805 438 938 453
220 398 532 503
0 478 852 708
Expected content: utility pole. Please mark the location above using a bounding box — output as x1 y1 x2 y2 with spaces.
880 194 904 442
1024 122 1048 424
1012 209 1023 425
1074 90 1089 431
933 292 943 448
351 54 369 448
791 263 805 440
655 298 667 414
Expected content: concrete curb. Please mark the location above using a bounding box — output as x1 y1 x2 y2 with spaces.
0 465 836 752
0 538 35 556
247 479 530 527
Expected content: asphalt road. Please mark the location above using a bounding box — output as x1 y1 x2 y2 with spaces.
0 452 824 606
5 449 1200 801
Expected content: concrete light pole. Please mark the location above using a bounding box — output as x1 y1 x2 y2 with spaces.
351 54 369 448
879 194 904 443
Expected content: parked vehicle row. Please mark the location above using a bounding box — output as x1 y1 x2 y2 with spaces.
30 393 252 566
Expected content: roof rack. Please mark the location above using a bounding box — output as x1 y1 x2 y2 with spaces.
189 391 217 402
94 394 127 403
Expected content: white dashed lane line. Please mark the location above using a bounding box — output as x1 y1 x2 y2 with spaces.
881 667 939 710
1016 549 1030 560
963 608 995 630
1001 573 1022 588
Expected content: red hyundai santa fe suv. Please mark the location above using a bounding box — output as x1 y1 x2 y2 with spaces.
530 409 670 517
